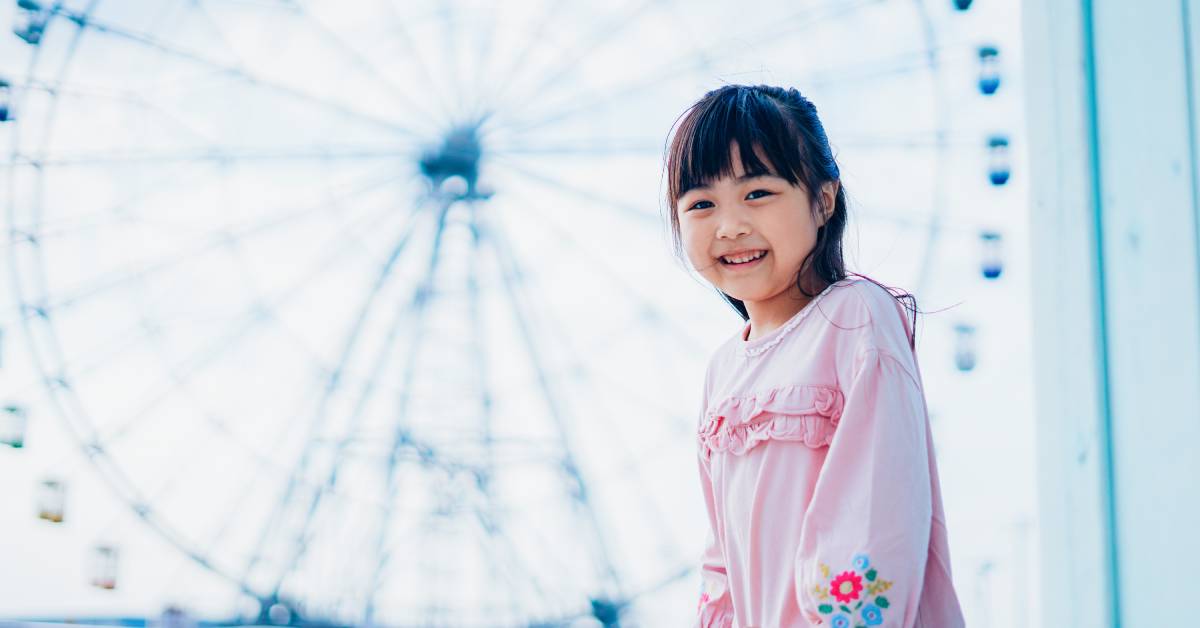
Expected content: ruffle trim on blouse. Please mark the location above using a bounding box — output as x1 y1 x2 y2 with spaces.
697 595 734 628
698 384 844 457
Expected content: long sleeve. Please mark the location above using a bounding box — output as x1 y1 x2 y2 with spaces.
696 447 735 628
794 346 932 628
695 355 734 628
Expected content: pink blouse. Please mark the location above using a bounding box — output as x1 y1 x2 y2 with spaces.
694 276 964 628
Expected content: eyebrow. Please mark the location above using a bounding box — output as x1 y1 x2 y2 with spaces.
686 173 777 192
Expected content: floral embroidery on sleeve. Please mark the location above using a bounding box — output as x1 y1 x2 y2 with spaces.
814 554 894 628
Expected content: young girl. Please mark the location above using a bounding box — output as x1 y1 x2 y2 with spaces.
665 85 965 628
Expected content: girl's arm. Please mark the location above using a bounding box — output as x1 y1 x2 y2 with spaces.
696 447 735 628
695 358 734 628
793 346 933 628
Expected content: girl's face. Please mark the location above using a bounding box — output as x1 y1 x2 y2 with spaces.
675 145 835 306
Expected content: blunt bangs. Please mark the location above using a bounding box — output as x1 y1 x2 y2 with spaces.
667 86 810 207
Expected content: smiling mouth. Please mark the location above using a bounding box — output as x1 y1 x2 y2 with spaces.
720 250 767 265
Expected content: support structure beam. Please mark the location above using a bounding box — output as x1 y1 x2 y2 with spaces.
1022 2 1200 626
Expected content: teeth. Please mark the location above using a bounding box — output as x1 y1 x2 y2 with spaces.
723 251 765 264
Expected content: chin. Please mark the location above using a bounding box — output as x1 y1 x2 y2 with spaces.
719 288 765 303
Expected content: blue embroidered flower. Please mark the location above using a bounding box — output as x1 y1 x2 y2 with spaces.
851 553 870 571
861 603 883 626
831 614 851 628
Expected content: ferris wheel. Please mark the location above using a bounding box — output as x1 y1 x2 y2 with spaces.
0 0 1012 625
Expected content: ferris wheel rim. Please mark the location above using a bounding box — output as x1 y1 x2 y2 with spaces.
2 0 959 622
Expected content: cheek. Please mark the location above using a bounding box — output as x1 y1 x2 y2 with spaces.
767 217 819 271
678 221 704 256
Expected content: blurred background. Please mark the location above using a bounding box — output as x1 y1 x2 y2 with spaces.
0 0 1193 626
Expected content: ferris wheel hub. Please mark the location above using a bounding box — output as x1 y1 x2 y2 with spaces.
419 124 491 201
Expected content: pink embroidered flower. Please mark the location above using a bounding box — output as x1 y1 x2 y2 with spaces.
829 570 864 604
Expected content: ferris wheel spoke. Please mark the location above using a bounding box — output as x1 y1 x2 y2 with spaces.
866 208 982 237
416 479 555 619
94 356 298 479
492 62 682 135
73 192 408 469
412 470 581 611
39 5 427 138
433 130 967 162
499 186 708 359
27 164 214 241
243 197 441 594
833 132 966 149
377 0 459 124
44 394 261 599
461 200 558 611
188 0 252 71
496 0 882 133
360 200 453 617
800 49 951 93
6 79 374 163
208 0 298 8
461 2 499 121
481 211 625 594
112 415 221 531
290 4 450 127
13 143 421 168
17 317 149 407
7 78 143 103
491 156 658 224
10 78 226 150
267 235 440 590
41 167 406 311
470 509 553 620
488 194 693 567
489 139 663 157
435 0 467 120
74 186 400 393
490 0 660 118
186 384 348 599
463 202 492 472
476 0 569 111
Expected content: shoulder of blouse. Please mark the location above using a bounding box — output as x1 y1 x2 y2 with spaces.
825 279 925 394
828 277 917 357
701 277 919 387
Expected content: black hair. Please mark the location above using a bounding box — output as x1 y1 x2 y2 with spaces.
663 84 919 350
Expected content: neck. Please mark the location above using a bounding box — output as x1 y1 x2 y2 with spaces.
743 276 829 341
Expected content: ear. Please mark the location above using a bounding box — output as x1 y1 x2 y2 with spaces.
817 180 839 226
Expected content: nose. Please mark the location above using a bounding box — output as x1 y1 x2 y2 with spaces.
715 206 752 239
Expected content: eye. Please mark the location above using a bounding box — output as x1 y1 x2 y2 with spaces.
746 189 774 200
686 199 714 211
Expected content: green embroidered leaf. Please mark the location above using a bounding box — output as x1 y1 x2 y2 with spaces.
876 596 891 608
818 604 833 614
865 568 877 582
854 601 863 610
840 605 852 614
